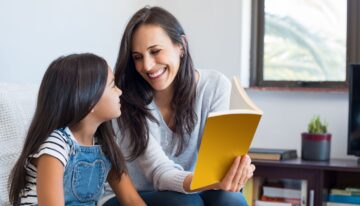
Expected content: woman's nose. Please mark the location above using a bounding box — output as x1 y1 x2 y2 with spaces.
143 55 155 71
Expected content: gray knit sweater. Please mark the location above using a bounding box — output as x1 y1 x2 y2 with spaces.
101 69 231 203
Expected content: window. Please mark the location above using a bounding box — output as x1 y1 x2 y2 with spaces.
250 0 360 88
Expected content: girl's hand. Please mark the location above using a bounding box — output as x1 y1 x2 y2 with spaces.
215 155 255 192
108 170 147 206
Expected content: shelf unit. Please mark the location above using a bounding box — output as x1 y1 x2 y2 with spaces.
247 158 360 206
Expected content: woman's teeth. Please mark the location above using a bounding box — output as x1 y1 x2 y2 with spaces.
148 68 166 79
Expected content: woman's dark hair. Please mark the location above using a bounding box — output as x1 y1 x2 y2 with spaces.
115 6 197 160
8 53 126 205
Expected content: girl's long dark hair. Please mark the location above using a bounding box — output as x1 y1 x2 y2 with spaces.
115 6 197 160
8 53 125 205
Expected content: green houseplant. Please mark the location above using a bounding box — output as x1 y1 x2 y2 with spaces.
308 116 328 134
301 116 331 161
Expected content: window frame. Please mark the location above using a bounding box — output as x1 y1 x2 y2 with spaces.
250 0 360 89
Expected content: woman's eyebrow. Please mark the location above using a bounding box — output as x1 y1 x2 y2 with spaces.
132 45 160 54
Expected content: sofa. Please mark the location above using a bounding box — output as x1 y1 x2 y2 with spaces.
0 83 38 205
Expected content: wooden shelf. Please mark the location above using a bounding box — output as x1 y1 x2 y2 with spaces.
250 158 360 206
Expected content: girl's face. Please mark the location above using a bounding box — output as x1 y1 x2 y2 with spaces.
92 67 122 121
131 24 183 92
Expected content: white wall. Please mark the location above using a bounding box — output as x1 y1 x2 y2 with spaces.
155 0 243 79
0 0 140 84
0 0 354 159
249 90 352 160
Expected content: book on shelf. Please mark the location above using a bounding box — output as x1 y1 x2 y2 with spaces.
331 188 360 196
255 200 292 206
344 187 360 196
327 194 360 204
253 178 306 206
249 148 298 161
327 202 360 206
260 195 301 205
262 185 301 199
190 76 263 190
345 187 360 193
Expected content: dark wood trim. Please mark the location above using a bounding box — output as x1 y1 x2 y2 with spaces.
247 86 348 93
250 0 264 87
250 0 358 89
347 0 360 65
257 80 347 89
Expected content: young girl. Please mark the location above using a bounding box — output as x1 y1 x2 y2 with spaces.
8 53 146 206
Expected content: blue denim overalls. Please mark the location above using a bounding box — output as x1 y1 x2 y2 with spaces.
59 128 112 206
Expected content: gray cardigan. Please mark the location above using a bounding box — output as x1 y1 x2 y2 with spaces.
101 69 231 203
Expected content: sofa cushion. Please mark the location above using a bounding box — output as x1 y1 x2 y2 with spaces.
0 83 37 205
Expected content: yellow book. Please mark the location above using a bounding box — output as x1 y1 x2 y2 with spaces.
190 76 263 190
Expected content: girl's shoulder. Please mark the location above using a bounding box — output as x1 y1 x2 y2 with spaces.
28 128 71 167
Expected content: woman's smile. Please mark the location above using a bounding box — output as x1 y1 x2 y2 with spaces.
148 67 167 79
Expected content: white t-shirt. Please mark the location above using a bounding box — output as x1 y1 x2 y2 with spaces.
19 128 76 205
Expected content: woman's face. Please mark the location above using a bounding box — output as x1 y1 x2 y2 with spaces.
131 24 183 92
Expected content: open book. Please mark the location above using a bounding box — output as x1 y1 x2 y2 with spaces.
190 76 263 190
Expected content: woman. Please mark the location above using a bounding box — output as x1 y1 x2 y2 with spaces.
101 6 255 206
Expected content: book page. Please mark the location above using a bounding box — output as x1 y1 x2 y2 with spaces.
230 76 262 114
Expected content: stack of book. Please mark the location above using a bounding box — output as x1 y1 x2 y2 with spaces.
249 148 298 161
255 185 302 206
327 187 360 205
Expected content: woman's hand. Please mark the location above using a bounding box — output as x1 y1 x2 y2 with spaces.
184 154 255 193
215 154 255 192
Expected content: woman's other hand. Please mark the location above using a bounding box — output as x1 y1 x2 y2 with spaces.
215 155 255 192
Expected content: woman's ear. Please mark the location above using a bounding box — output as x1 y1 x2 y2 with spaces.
180 35 187 57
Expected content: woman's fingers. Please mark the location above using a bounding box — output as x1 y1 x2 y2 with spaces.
239 155 251 185
237 162 256 191
235 169 247 191
230 155 246 191
219 156 241 190
217 155 256 192
234 155 251 191
248 164 256 179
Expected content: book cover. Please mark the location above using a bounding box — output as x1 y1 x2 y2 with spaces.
263 186 302 199
327 202 360 206
255 200 292 206
331 188 360 196
260 195 301 205
328 194 360 204
249 148 298 161
190 76 262 190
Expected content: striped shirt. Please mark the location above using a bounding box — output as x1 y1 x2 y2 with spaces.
19 129 73 205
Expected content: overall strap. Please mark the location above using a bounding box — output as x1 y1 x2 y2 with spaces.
57 127 77 154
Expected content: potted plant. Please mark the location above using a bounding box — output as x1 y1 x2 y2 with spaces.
301 116 331 161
